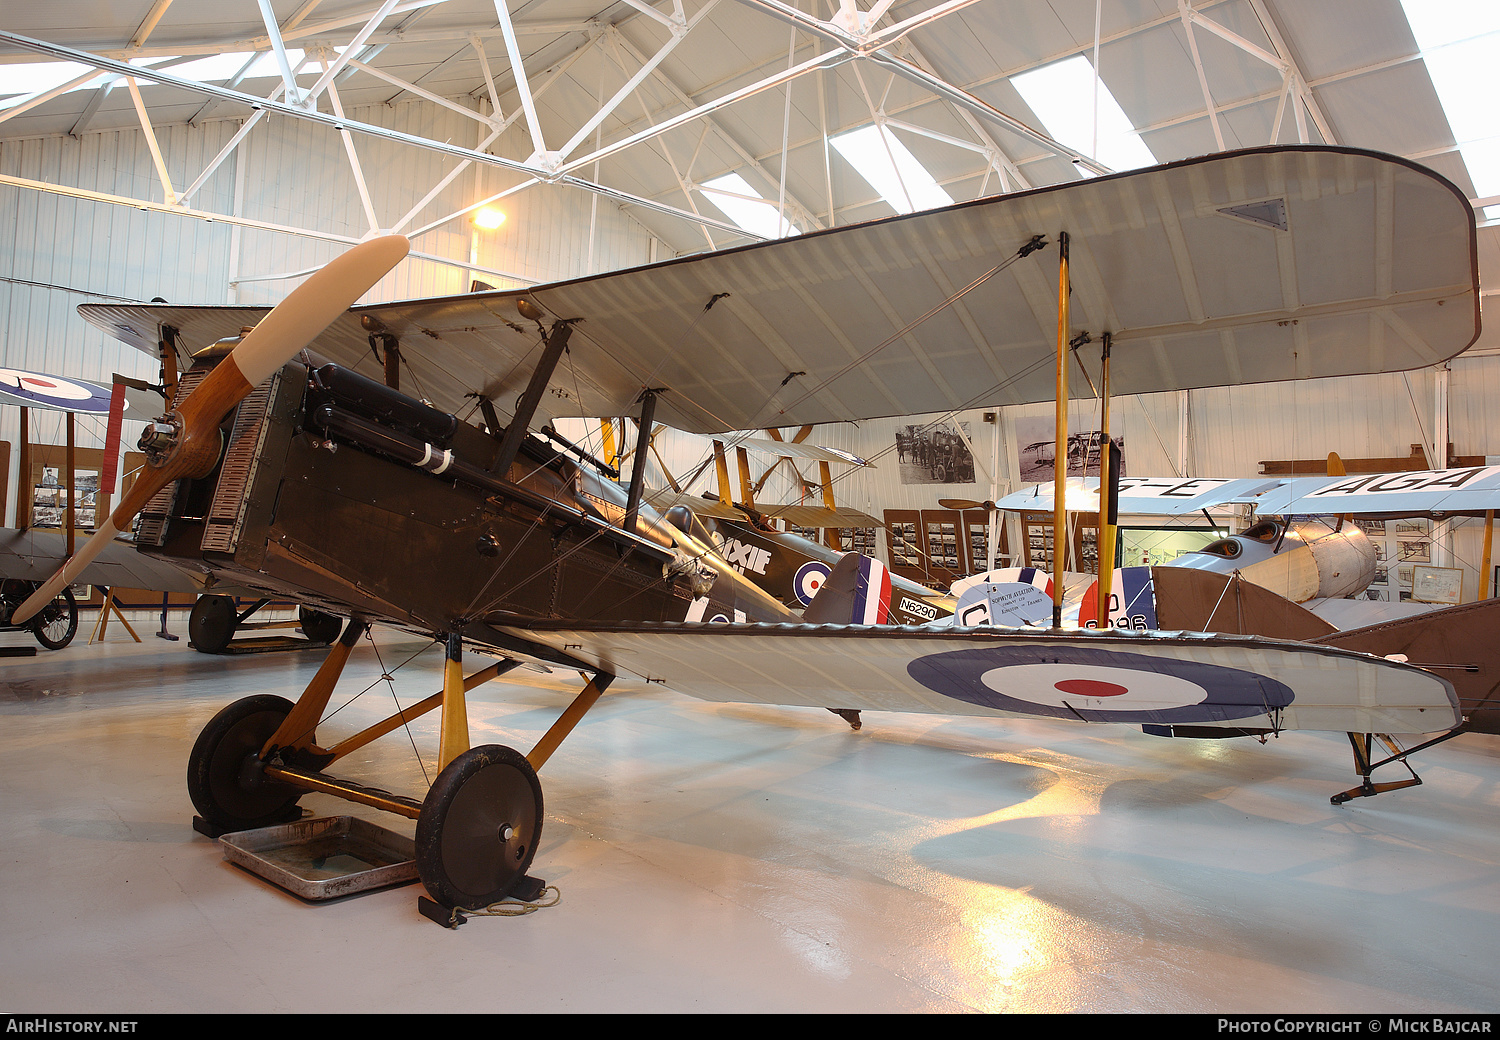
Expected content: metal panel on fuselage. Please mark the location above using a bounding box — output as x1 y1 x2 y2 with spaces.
141 363 692 635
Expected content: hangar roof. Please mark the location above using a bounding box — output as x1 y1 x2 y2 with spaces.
0 1 1496 348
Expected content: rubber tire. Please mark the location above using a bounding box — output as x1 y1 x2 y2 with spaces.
189 595 238 653
187 695 304 830
416 745 543 910
298 606 342 645
30 587 78 650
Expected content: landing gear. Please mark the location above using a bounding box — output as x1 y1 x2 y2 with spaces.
1330 729 1464 804
30 587 77 650
188 594 237 653
415 745 543 910
298 606 342 645
187 695 305 830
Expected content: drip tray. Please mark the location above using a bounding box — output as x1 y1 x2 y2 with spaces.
219 816 418 901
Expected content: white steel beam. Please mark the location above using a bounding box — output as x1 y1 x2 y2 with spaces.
493 0 549 157
347 56 501 126
256 0 306 107
469 32 503 116
605 24 824 230
299 0 403 108
124 76 177 206
1178 1 1226 151
177 101 274 206
559 45 855 177
128 0 176 50
0 30 754 240
322 70 382 234
556 1 718 163
0 169 534 285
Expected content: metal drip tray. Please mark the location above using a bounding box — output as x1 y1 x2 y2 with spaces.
219 816 417 901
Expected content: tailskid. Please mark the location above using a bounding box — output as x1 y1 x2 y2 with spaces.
1331 728 1465 805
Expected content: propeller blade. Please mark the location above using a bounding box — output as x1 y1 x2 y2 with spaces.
13 235 409 624
937 498 996 511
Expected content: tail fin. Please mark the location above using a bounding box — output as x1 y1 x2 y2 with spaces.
804 553 892 625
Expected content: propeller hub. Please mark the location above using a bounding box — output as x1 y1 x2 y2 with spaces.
139 416 181 464
139 411 223 478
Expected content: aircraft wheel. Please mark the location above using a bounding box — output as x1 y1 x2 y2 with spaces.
416 745 543 910
298 606 342 645
187 695 303 830
30 587 77 650
189 595 237 653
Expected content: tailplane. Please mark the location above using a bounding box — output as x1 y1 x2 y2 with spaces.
804 553 892 625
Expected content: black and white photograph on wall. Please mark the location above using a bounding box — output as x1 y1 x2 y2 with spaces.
31 468 99 529
1013 415 1125 483
895 422 976 485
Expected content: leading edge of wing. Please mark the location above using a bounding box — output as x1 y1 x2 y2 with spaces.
495 620 1459 735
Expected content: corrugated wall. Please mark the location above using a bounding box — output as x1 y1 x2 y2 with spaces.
0 95 660 522
2 99 1496 595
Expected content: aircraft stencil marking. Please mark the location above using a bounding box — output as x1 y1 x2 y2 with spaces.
1310 467 1499 497
907 646 1296 723
722 538 772 575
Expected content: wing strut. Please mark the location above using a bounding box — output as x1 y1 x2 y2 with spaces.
625 389 660 536
489 311 575 477
1052 231 1070 628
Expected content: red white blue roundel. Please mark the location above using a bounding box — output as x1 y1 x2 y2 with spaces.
0 368 114 413
906 645 1294 724
794 561 832 606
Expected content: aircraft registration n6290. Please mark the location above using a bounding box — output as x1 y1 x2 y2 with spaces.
43 145 1484 918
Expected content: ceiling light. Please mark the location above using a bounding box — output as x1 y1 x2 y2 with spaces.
472 207 506 230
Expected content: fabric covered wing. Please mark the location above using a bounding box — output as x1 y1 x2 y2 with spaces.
497 622 1459 735
80 146 1477 436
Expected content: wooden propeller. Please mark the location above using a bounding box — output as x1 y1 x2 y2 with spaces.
14 235 410 625
937 498 997 511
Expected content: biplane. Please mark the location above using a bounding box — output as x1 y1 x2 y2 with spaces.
16 145 1484 916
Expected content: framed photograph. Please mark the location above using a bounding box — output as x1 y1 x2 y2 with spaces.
1411 565 1463 605
1397 539 1431 563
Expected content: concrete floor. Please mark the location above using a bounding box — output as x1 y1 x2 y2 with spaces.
1 623 1496 1013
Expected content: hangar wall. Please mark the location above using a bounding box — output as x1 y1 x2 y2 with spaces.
0 94 661 519
1 96 1495 596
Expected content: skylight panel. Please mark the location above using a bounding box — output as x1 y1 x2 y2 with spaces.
1399 0 1500 217
699 173 799 239
829 125 952 215
1009 55 1156 174
0 61 98 104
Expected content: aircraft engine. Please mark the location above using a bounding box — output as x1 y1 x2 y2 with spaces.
1166 520 1376 603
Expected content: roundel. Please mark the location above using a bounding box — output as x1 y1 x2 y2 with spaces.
0 368 113 413
793 561 832 606
906 644 1293 724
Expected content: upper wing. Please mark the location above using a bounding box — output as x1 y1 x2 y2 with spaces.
996 476 1287 515
80 146 1477 435
1251 466 1500 517
496 620 1459 735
